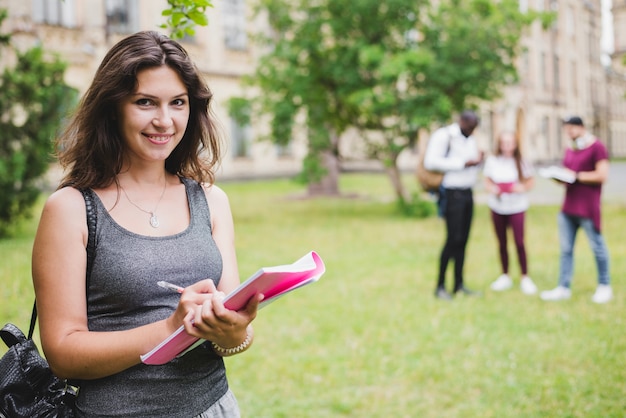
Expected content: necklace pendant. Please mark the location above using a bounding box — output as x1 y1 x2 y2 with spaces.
149 213 160 228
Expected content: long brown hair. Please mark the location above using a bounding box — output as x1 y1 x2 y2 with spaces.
57 31 222 189
494 131 525 181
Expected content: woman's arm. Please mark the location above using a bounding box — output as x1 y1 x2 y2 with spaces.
33 188 198 379
194 184 260 354
483 176 501 195
511 175 534 193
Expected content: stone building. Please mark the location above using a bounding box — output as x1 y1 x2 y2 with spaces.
1 0 625 180
482 0 626 162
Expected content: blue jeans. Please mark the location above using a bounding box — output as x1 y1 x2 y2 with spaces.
558 212 610 288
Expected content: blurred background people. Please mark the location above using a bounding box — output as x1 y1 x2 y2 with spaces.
483 131 536 295
540 116 612 304
424 110 484 300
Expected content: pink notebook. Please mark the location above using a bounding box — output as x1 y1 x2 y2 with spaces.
497 182 515 193
141 251 326 365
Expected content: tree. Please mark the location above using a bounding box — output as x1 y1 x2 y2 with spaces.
161 0 213 39
169 0 550 203
347 0 551 202
0 9 76 236
231 0 551 201
232 0 367 195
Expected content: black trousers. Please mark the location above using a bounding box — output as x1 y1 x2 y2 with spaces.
437 188 474 291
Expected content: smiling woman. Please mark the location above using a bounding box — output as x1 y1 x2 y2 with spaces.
31 31 260 418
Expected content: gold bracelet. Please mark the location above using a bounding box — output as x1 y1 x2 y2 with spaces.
211 329 252 356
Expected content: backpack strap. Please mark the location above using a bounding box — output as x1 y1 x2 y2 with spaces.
82 188 98 281
28 189 98 339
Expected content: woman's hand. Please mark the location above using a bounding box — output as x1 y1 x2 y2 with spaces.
511 182 525 193
163 279 214 335
181 280 263 349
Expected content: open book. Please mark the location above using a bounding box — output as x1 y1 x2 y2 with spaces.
141 251 326 365
538 166 576 184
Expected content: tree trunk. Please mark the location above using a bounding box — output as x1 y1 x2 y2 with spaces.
308 149 340 196
308 129 340 196
384 155 408 203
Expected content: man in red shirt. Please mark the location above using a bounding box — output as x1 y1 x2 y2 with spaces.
540 116 612 304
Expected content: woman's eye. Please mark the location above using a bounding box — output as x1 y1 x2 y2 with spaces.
136 98 153 106
172 98 186 106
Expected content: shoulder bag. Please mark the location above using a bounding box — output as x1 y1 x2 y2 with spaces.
416 129 452 193
0 189 97 418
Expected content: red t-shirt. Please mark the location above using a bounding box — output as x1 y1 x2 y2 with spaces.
562 140 608 232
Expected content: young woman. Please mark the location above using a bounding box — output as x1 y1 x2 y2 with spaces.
32 31 260 417
483 131 537 295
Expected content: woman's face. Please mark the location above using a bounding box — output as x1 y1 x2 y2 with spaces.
118 65 190 165
499 134 517 157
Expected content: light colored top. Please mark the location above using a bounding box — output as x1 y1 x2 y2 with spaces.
423 123 481 189
483 155 533 215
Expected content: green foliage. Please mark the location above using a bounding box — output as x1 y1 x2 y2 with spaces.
0 11 76 237
296 153 327 185
227 97 252 127
160 0 213 39
396 192 437 218
238 0 548 198
0 9 10 45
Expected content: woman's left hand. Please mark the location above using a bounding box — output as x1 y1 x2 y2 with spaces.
182 279 262 349
511 182 525 193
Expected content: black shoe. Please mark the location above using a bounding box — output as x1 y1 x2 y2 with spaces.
454 286 481 296
435 287 453 300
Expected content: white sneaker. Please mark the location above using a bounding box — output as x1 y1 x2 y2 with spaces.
591 285 613 304
540 286 571 301
520 276 537 295
490 274 513 291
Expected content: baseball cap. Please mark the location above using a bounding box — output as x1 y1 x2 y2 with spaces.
562 115 584 126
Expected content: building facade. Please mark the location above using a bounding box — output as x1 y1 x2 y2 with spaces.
483 0 626 162
1 0 625 180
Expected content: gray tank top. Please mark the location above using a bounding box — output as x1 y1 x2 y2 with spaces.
75 177 229 417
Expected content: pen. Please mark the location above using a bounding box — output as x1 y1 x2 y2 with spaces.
157 280 185 293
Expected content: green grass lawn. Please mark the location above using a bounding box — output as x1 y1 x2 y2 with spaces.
2 173 625 417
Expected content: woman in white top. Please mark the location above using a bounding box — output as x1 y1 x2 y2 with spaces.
483 132 537 294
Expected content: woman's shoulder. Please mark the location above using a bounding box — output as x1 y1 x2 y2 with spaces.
201 183 229 205
38 187 88 236
44 186 87 213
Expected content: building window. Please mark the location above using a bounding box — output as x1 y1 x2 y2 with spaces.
540 52 547 90
565 5 574 37
275 143 292 158
555 117 563 155
553 55 560 93
519 0 528 13
105 0 138 35
222 0 247 50
571 60 577 96
541 115 550 157
230 118 251 158
32 0 76 28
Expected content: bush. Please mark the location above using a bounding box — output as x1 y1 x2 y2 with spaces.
396 192 437 218
0 9 76 237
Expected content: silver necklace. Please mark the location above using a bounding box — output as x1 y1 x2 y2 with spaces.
120 180 167 228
